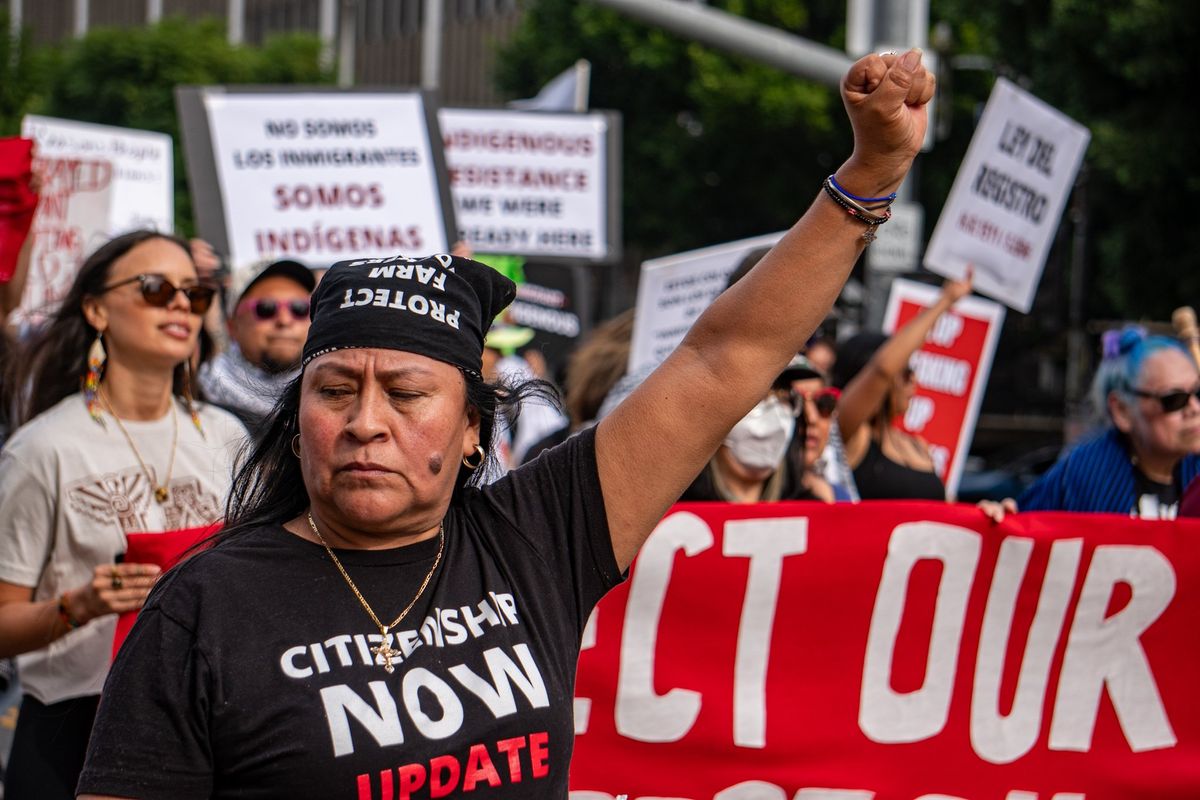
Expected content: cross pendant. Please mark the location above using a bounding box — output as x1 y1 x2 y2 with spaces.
861 226 878 245
371 630 401 673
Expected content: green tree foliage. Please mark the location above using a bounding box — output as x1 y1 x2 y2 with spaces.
0 11 46 136
935 0 1199 321
3 16 331 235
501 0 1196 322
496 0 852 260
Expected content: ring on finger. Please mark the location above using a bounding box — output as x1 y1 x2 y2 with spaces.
111 573 124 590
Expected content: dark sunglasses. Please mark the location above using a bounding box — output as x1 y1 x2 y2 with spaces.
239 298 311 321
791 387 840 419
100 273 216 315
1131 386 1200 414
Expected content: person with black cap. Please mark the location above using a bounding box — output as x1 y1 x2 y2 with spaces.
78 48 935 799
832 272 972 501
197 258 316 434
779 354 843 503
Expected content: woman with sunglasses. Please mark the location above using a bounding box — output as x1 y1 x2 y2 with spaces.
1000 327 1200 519
781 355 842 502
832 272 973 501
0 231 247 799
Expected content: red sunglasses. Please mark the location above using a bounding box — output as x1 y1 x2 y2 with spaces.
791 387 840 419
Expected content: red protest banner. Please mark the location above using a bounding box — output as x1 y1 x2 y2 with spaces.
570 502 1200 800
883 279 1006 499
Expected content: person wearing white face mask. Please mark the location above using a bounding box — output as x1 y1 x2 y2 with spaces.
679 377 817 504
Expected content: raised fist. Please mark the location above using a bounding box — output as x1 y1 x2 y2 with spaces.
839 48 936 196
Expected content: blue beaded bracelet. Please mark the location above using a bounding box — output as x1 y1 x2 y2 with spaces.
828 174 897 205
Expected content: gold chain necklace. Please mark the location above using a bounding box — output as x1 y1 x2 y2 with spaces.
306 511 445 673
99 386 178 504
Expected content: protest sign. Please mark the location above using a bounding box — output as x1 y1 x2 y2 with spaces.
882 278 1005 498
866 201 923 274
629 233 783 372
177 89 455 273
21 115 174 234
14 116 173 326
439 109 619 261
923 79 1090 313
570 502 1200 800
507 260 594 373
11 159 112 328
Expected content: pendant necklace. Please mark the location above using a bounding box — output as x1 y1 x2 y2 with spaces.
99 386 178 504
306 511 445 673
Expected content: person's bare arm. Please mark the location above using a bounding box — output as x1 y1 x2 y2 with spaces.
596 50 935 571
0 226 35 322
0 563 161 659
836 271 973 443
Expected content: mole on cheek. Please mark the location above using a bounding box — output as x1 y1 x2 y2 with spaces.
428 453 444 475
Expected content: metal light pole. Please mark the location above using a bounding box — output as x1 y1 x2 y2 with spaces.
74 0 88 37
319 0 337 72
337 0 357 88
588 0 852 87
227 0 244 44
421 0 443 91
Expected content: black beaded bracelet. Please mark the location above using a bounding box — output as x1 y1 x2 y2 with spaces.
57 593 82 629
822 178 891 243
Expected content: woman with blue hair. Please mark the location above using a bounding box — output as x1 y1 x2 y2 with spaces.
1012 327 1200 518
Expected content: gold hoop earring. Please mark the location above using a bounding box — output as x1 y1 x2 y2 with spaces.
462 444 485 470
291 434 302 459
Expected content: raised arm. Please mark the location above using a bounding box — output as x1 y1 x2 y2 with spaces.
596 49 936 570
836 271 973 442
0 220 35 322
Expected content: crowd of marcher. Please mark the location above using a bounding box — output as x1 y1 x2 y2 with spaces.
0 47 1196 798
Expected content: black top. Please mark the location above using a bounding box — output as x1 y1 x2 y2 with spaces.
78 427 621 799
678 462 821 503
1131 466 1180 519
853 438 946 501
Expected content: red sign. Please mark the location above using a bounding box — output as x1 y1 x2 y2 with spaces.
883 279 1005 499
570 502 1200 799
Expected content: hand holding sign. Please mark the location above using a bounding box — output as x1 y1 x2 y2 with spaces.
940 264 974 306
840 49 936 196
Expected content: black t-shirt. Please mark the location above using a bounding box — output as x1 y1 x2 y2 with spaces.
78 427 621 799
1131 467 1180 519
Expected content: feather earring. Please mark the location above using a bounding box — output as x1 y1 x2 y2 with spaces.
84 332 106 426
183 359 205 439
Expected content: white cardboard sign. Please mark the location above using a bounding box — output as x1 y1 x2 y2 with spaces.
629 232 784 372
923 79 1090 313
15 116 172 327
21 115 174 235
866 201 924 274
438 108 610 259
202 92 450 272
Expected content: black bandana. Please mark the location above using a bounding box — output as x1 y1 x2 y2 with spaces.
301 253 516 377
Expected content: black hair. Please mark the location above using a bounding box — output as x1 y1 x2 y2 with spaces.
724 246 772 290
9 230 195 427
210 366 559 547
830 331 887 391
